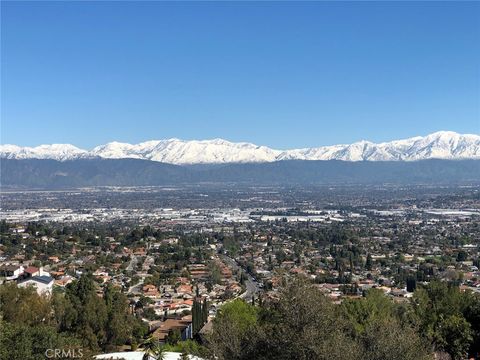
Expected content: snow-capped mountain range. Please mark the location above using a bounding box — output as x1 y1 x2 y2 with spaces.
1 131 479 164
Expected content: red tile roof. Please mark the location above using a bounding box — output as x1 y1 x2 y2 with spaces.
24 266 39 274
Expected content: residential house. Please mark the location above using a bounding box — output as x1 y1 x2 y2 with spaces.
18 275 54 295
0 264 24 280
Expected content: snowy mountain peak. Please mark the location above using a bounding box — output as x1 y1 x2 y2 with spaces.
0 143 88 161
1 131 479 164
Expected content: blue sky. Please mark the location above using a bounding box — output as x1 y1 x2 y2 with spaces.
1 1 479 149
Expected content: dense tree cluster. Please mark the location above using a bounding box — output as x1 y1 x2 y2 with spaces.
1 273 480 360
413 281 480 359
0 275 147 359
207 278 480 360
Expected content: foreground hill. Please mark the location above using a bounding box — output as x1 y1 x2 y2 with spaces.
1 158 479 188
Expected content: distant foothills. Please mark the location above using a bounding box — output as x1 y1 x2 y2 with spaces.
1 131 480 164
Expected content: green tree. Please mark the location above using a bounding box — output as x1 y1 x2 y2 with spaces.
463 293 480 357
0 320 82 360
413 281 477 359
202 298 209 324
167 328 182 345
207 299 259 360
104 284 135 347
0 282 52 326
342 288 399 335
63 274 108 350
359 317 431 360
255 278 360 360
365 253 373 271
436 315 473 360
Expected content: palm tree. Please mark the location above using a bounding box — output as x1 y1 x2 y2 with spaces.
141 336 166 360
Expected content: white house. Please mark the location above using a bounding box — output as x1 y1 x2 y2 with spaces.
18 275 54 295
0 264 24 280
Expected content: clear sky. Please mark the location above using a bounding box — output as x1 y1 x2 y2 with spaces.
1 1 479 149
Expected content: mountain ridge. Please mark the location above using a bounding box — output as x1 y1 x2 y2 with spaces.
1 131 479 164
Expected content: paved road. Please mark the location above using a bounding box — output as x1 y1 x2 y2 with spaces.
220 254 261 301
128 280 144 294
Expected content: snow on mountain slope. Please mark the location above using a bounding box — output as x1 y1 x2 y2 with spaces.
90 140 162 159
1 131 479 164
0 144 88 161
90 139 281 163
279 131 480 161
401 131 480 160
147 139 281 164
